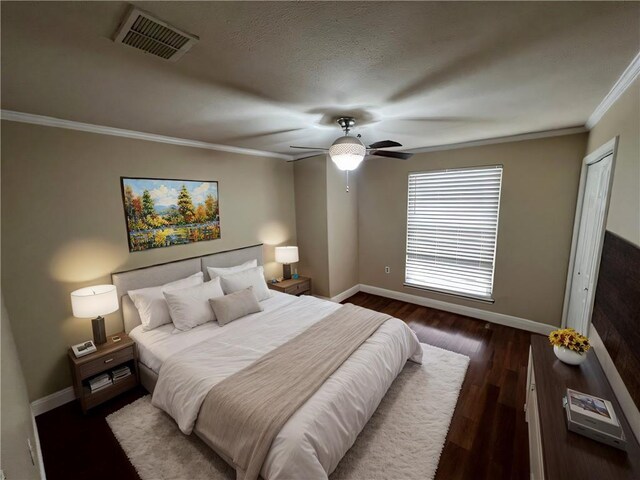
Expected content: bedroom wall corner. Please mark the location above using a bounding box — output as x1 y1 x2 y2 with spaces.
1 120 298 401
1 293 42 480
294 155 330 296
326 158 359 298
293 155 359 299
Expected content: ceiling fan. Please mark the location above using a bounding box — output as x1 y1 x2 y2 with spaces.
289 117 413 171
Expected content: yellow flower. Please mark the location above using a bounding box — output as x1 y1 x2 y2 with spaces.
549 328 590 351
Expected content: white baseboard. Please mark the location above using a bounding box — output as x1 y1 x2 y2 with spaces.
31 386 76 417
330 284 361 303
30 408 47 480
590 325 640 443
360 284 555 335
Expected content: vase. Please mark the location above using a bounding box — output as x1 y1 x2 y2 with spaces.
553 345 587 365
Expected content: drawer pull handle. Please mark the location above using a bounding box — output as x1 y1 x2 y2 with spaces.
104 358 114 364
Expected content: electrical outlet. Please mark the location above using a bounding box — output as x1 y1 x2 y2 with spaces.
27 438 36 466
384 266 391 274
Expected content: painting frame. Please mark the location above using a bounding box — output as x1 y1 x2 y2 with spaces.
120 176 221 252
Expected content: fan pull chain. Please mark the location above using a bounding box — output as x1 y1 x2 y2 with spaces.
346 170 350 193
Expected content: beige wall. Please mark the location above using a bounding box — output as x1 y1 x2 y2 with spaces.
294 155 330 296
326 159 359 298
358 134 588 326
1 294 41 480
1 121 297 400
587 77 640 246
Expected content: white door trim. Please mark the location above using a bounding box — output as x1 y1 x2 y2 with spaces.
561 137 618 329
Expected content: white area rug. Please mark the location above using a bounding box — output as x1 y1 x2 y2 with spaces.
107 344 469 480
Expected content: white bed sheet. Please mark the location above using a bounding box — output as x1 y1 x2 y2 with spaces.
129 291 297 373
150 294 423 480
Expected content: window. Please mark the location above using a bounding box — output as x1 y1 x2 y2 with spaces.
405 165 503 301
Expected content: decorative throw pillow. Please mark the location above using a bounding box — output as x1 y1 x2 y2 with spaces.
220 266 271 301
128 272 204 331
208 287 263 327
164 277 225 331
206 259 258 279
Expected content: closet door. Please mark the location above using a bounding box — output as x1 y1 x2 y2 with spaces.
564 140 616 334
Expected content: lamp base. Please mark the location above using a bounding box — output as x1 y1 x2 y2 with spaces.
283 264 292 280
92 316 107 345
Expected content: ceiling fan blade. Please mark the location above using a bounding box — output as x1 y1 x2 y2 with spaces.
368 140 402 149
287 153 326 163
223 128 304 142
290 145 329 151
370 150 413 160
398 116 485 123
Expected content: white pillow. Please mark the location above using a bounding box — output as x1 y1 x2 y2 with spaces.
164 278 225 331
129 272 203 331
206 259 258 279
220 266 271 301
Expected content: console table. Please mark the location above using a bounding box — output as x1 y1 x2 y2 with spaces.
526 335 640 479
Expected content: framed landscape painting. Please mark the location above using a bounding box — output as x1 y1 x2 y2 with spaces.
121 177 220 252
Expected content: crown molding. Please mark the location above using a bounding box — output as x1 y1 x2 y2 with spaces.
404 126 587 155
587 51 640 129
0 110 591 160
0 110 293 161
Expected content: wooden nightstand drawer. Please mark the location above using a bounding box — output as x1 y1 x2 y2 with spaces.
78 345 134 379
268 276 311 296
286 280 310 295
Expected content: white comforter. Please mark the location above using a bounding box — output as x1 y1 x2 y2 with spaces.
152 294 422 480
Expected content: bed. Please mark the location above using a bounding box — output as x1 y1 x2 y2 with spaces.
112 244 422 480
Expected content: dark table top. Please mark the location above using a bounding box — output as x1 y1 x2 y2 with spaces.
530 335 640 479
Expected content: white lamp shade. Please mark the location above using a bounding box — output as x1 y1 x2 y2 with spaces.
329 136 366 171
275 246 299 264
70 284 119 318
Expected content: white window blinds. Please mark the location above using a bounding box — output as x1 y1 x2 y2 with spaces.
405 166 503 301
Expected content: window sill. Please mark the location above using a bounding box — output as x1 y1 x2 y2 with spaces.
403 283 495 304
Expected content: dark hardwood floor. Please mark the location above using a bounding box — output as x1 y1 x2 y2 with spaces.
37 292 535 480
346 292 533 480
36 385 146 480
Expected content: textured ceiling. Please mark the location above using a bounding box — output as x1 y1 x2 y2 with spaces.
2 1 639 155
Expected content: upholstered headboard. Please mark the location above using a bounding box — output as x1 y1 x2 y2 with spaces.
112 244 264 333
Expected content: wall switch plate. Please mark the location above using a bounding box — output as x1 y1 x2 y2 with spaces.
384 266 391 274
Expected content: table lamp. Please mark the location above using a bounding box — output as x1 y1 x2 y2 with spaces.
275 246 299 280
70 284 119 345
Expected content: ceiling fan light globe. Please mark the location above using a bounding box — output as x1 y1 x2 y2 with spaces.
329 136 366 171
330 153 365 171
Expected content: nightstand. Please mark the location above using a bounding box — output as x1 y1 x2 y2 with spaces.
68 332 139 413
268 276 312 296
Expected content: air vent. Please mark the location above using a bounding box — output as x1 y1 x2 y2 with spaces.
114 7 198 62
